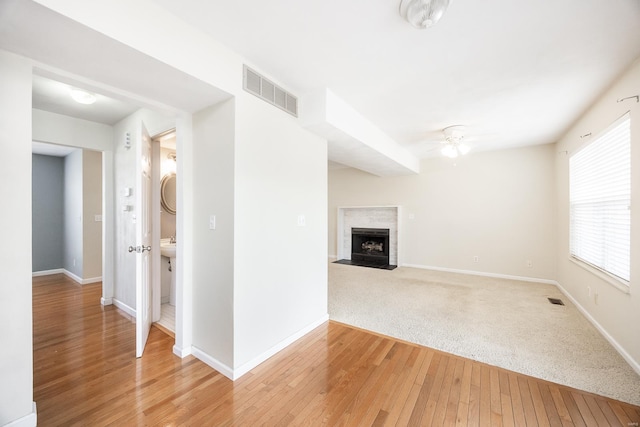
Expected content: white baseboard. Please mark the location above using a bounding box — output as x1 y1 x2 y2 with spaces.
112 298 135 318
161 296 170 304
401 262 640 376
401 263 559 286
81 276 102 285
4 402 37 427
62 269 83 284
233 314 329 380
192 314 329 381
32 269 64 277
191 346 235 380
100 297 113 306
32 269 102 286
173 345 192 358
328 254 337 260
555 281 640 376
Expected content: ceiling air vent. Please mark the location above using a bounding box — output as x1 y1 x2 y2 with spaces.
243 65 298 117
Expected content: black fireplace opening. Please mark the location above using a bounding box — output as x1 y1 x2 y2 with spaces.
332 227 396 270
351 227 389 265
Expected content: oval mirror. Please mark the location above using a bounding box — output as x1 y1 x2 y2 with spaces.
160 172 176 215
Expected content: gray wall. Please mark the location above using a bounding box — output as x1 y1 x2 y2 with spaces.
33 150 103 280
32 154 64 272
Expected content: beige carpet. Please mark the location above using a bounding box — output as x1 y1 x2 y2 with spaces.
328 262 640 405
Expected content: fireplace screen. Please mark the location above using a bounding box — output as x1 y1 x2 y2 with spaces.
351 228 390 266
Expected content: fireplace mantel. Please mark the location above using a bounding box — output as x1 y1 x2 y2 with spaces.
336 206 400 266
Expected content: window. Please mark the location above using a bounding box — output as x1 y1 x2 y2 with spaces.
570 113 630 284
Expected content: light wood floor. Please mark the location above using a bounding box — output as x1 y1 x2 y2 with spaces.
33 274 640 426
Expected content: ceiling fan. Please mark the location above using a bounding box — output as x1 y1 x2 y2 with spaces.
412 125 472 158
439 125 470 158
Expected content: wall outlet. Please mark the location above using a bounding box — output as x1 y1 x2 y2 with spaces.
526 260 532 268
209 215 216 230
73 259 76 267
297 215 306 227
94 215 102 222
594 292 599 305
473 256 479 263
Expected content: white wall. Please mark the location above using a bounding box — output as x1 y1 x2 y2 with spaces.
0 50 36 427
234 93 328 369
190 94 329 375
33 109 113 151
28 0 329 383
64 149 83 278
192 99 236 368
329 144 557 280
83 150 103 279
555 57 640 372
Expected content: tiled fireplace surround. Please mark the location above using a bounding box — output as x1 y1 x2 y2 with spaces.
337 206 400 266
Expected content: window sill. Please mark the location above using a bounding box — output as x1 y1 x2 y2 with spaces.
568 256 630 295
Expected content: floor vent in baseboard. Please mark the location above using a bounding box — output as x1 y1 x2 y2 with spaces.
548 298 565 306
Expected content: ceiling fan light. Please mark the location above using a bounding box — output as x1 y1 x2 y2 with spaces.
458 143 470 155
400 0 451 29
441 144 458 158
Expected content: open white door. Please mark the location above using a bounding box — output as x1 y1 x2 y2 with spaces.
135 121 153 358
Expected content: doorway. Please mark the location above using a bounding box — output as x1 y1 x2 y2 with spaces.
31 71 183 357
32 145 103 284
152 130 177 336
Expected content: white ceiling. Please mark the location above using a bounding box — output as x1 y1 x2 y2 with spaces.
32 74 139 126
0 0 232 158
31 74 138 157
153 0 640 158
30 75 178 155
3 0 640 169
0 0 231 119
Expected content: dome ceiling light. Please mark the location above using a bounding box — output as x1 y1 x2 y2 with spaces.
399 0 452 29
69 88 97 105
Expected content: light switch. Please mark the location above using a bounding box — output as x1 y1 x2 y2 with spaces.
123 187 132 197
209 215 216 230
297 215 306 227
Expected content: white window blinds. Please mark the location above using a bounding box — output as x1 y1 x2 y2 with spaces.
569 113 631 283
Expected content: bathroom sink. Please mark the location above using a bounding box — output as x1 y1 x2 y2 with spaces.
160 242 176 258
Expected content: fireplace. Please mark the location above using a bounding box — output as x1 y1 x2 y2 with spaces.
334 206 398 270
350 228 390 267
